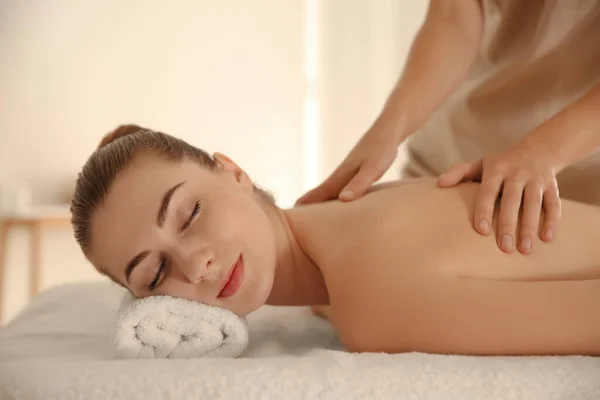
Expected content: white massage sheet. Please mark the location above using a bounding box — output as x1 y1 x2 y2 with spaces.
0 282 599 400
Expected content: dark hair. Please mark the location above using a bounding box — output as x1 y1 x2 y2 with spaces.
71 124 273 257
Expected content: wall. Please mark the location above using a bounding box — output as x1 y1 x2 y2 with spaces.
0 0 427 323
318 0 427 181
0 0 306 323
0 0 305 205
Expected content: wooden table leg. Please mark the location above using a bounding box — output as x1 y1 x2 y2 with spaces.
29 222 42 298
0 222 11 325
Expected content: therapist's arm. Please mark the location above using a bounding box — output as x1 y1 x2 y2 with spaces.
296 0 486 205
381 0 485 139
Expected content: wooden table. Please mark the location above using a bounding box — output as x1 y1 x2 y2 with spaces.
0 205 72 323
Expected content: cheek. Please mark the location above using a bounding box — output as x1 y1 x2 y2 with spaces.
242 203 277 260
204 193 276 269
211 196 275 251
231 201 277 311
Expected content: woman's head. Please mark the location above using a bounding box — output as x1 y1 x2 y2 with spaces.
71 125 278 316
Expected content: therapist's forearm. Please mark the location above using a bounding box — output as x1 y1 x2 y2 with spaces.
524 81 600 171
381 0 484 140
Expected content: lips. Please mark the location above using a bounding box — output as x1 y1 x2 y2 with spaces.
218 256 244 298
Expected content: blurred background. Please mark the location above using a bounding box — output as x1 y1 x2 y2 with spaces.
0 0 426 323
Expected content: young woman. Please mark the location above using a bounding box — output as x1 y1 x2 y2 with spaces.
71 124 600 356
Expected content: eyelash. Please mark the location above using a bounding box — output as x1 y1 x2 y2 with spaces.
148 258 166 291
148 201 202 292
179 201 202 233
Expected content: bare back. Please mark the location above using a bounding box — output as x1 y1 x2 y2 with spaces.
288 180 600 355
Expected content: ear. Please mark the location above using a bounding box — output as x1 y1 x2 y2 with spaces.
213 152 253 192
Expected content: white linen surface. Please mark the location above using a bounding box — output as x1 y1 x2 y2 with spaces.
0 282 599 400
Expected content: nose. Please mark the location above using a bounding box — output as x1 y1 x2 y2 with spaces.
174 245 215 284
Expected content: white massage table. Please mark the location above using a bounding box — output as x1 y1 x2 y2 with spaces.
0 282 599 400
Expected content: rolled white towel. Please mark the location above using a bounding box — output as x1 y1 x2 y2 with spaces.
114 293 249 359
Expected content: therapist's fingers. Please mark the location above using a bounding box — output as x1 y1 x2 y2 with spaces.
436 164 468 187
496 179 524 253
437 160 482 187
339 162 383 201
296 162 357 205
473 171 503 236
541 185 561 242
517 184 543 254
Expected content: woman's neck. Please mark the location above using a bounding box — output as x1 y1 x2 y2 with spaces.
260 202 329 306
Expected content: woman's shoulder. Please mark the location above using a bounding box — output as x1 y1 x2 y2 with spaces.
366 177 434 194
365 178 481 203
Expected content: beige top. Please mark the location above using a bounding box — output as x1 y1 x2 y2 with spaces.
403 0 600 205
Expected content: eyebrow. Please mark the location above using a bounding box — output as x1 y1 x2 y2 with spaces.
123 181 186 285
157 181 186 228
125 251 150 285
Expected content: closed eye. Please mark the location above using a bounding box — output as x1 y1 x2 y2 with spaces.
180 201 201 232
148 258 167 292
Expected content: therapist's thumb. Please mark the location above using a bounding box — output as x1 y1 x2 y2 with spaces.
339 164 379 202
296 169 348 205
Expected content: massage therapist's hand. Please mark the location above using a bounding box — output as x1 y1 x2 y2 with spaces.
437 139 561 255
296 115 407 204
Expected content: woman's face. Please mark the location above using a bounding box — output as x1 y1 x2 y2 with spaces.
88 153 278 316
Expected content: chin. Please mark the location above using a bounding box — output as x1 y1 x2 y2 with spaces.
234 268 274 316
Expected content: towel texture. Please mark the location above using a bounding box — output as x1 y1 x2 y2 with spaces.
115 292 248 359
